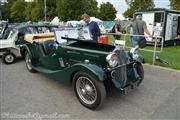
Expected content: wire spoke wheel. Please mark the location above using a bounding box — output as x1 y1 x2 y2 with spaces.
76 76 97 105
73 72 106 110
25 52 32 70
25 52 36 73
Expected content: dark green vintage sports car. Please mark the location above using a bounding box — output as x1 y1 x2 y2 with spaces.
20 31 144 110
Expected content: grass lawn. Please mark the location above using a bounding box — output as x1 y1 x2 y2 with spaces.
107 35 180 70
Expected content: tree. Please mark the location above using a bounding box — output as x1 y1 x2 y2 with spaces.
10 0 26 22
99 2 117 21
0 0 14 21
82 0 99 17
24 1 36 21
169 0 180 10
31 0 44 21
57 0 83 21
57 0 82 21
46 0 57 21
56 0 99 21
25 0 57 21
124 0 155 18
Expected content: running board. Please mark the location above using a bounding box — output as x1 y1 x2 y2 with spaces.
33 65 57 74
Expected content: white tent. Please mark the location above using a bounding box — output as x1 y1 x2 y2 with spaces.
79 17 103 24
90 17 102 22
51 16 60 23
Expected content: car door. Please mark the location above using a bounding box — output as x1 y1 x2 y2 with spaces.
38 44 67 70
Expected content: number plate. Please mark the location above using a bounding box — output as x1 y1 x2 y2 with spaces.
123 81 139 95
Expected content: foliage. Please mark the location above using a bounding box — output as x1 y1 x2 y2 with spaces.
24 2 36 21
10 0 26 22
56 0 84 21
56 0 99 21
99 2 117 21
24 0 56 22
46 0 57 21
31 0 44 21
123 0 155 18
82 0 99 17
169 0 180 10
0 0 14 21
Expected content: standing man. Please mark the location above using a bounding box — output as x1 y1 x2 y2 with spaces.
125 15 152 47
81 14 101 43
112 18 124 40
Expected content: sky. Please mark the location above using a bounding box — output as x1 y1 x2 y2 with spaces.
97 0 170 19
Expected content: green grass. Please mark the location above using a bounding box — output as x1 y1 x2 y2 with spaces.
108 35 180 70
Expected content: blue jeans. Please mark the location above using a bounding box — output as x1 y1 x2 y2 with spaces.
131 36 139 47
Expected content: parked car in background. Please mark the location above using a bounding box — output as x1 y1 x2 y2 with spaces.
0 23 59 64
0 22 21 64
20 30 144 109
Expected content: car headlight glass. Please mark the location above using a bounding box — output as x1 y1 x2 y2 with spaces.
106 53 119 67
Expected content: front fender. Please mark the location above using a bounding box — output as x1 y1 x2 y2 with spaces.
136 55 145 63
20 44 32 59
70 63 106 82
43 63 106 85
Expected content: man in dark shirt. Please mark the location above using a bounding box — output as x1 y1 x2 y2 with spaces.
81 14 101 43
125 15 152 47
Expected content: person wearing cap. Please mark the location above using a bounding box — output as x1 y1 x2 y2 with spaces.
111 18 124 40
81 14 101 43
124 17 135 44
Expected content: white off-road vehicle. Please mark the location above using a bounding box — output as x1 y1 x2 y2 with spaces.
0 22 21 64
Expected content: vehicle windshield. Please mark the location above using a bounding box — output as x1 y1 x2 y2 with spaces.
54 28 92 45
0 25 3 38
0 23 7 38
37 27 50 33
26 27 38 34
0 27 16 40
0 25 3 33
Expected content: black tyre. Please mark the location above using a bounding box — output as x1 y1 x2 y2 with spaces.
136 62 144 85
25 51 36 73
73 72 106 110
2 52 16 64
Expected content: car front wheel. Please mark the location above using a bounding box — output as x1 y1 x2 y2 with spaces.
73 72 106 110
2 52 16 64
25 51 36 73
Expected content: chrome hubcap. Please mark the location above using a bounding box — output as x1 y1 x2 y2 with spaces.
5 55 14 63
76 76 97 105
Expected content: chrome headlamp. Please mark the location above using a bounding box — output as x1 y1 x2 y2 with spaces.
129 47 144 63
106 52 119 68
129 47 138 58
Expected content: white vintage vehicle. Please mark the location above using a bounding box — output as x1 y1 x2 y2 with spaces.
0 22 21 64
